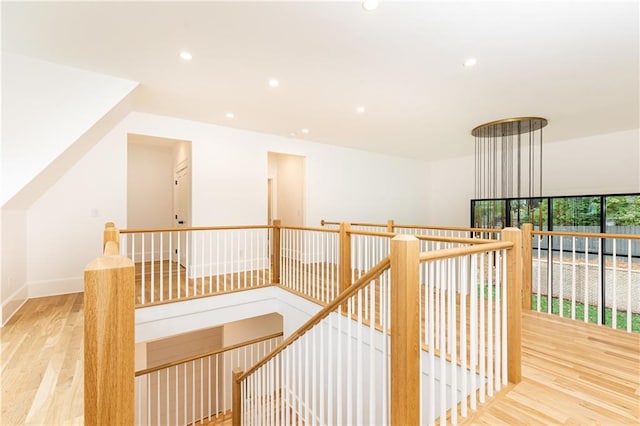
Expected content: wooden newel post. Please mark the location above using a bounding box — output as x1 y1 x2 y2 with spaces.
387 219 395 233
84 253 135 425
390 235 420 425
503 227 523 384
232 369 243 426
272 219 281 284
103 222 119 249
521 223 533 310
339 222 352 294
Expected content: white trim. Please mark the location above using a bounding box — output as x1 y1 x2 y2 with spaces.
28 277 83 298
2 284 28 326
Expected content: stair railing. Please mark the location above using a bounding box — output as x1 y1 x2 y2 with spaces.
134 332 283 425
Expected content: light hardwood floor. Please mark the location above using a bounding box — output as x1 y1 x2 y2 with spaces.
1 293 84 425
1 293 638 425
461 310 640 425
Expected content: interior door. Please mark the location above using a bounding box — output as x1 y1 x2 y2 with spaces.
174 162 189 266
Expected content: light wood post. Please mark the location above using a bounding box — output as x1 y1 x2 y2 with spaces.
390 235 420 425
103 222 119 249
503 227 523 384
84 253 135 425
339 222 352 294
272 219 281 284
232 369 243 426
521 223 533 310
387 219 395 233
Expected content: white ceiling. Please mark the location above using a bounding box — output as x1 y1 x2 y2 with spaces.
2 1 638 160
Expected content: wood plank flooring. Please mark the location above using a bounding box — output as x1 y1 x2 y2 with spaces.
1 293 84 425
461 310 640 425
1 293 638 425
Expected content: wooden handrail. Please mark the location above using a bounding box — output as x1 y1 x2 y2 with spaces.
321 219 387 228
415 234 497 245
135 332 284 377
418 241 514 263
237 256 392 382
532 229 640 240
349 229 498 245
120 224 273 233
279 224 340 233
323 219 501 234
348 229 396 238
395 224 501 233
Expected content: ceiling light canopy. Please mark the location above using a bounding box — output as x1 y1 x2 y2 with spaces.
179 51 192 61
362 0 379 12
268 78 279 88
463 57 477 67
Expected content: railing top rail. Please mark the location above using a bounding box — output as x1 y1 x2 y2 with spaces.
414 234 497 245
349 229 395 238
321 220 386 228
237 256 392 382
532 229 640 240
135 331 283 377
419 241 513 263
395 224 501 233
120 224 272 234
348 229 498 245
280 225 340 234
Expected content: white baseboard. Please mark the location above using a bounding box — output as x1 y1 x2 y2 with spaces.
2 284 28 326
28 277 83 298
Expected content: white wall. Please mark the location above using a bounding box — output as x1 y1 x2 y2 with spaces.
427 128 640 226
22 111 431 300
26 119 128 298
1 52 137 206
135 287 319 344
1 209 28 325
542 128 639 195
222 313 283 346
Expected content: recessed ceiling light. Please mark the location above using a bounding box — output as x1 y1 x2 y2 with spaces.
356 106 366 114
362 0 379 12
179 51 192 61
225 112 235 119
463 58 477 67
301 128 309 134
269 79 280 88
289 132 296 137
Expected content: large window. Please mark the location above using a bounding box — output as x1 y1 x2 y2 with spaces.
471 192 639 238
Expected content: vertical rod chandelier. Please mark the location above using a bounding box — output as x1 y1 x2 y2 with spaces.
472 117 548 200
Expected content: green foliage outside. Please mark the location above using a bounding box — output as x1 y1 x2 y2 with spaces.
606 195 640 226
552 197 600 226
475 194 640 229
532 294 640 332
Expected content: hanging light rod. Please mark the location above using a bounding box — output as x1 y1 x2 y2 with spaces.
471 116 548 137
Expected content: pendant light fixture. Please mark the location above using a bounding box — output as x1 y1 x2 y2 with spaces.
472 117 548 200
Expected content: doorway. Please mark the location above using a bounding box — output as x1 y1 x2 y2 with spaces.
267 152 305 226
127 134 192 263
